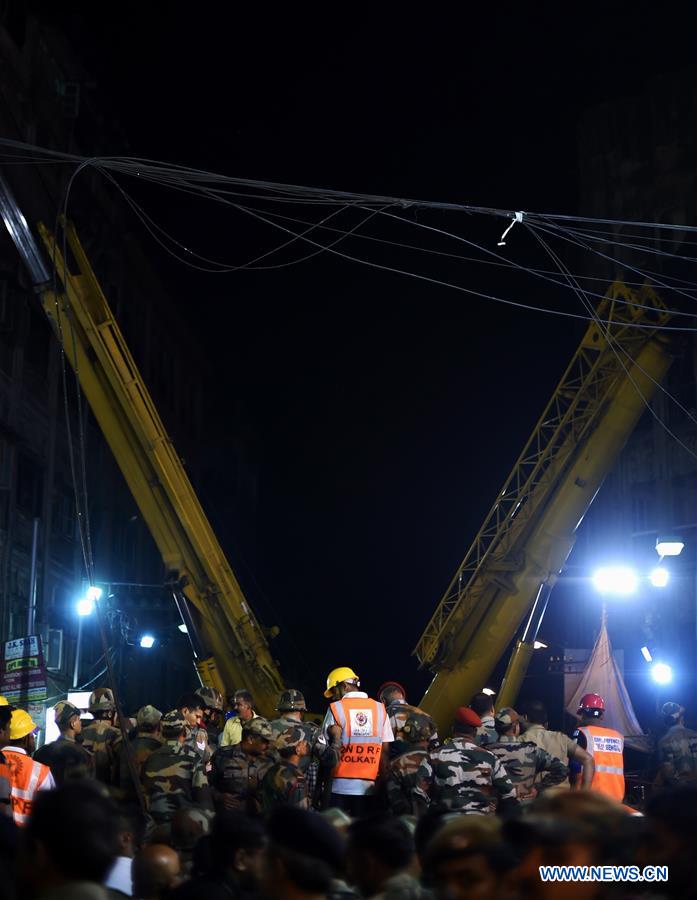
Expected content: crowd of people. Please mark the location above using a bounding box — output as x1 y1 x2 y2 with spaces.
1 665 697 898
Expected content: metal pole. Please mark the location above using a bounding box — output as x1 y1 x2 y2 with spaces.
72 617 83 688
26 518 40 634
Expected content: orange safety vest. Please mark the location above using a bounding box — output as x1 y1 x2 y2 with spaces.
579 725 625 802
3 749 52 825
330 697 386 780
0 754 12 817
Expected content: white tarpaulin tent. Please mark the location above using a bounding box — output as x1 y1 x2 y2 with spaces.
566 613 650 752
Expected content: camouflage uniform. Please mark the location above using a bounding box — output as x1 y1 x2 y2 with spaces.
476 714 498 747
142 711 209 824
80 719 121 785
33 735 94 786
196 687 224 755
487 735 569 800
117 705 163 801
386 748 428 816
209 718 275 816
414 737 517 815
385 701 437 758
657 724 697 785
261 722 312 811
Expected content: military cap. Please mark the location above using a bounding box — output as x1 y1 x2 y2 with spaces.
88 688 116 713
661 701 684 722
401 711 436 743
454 707 482 729
276 689 307 712
495 707 520 731
274 723 309 753
136 704 163 727
196 687 223 711
54 700 82 727
161 709 188 739
242 718 273 741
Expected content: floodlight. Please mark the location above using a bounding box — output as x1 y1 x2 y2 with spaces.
482 688 496 696
651 662 672 685
656 537 684 558
139 634 155 649
76 597 95 617
641 646 653 662
86 586 103 602
649 567 670 588
178 623 188 634
533 640 548 650
592 566 639 596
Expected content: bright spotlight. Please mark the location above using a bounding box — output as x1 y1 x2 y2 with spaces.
592 566 639 596
649 567 670 588
533 640 548 650
641 646 653 663
651 662 673 685
656 537 684 558
139 634 155 649
76 597 95 617
86 586 103 602
178 623 188 634
482 688 496 696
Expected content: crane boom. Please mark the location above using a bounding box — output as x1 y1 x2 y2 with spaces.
415 282 673 731
0 174 284 713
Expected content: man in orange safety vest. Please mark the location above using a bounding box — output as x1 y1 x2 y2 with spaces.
1 708 54 825
575 693 625 803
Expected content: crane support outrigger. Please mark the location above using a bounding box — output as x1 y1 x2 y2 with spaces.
415 282 674 732
0 174 284 715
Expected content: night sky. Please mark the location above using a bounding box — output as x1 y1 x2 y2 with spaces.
24 4 694 709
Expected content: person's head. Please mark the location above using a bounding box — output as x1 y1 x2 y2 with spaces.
522 699 548 727
661 701 685 729
209 812 266 887
377 681 407 706
241 718 272 757
136 705 162 735
54 701 82 737
577 693 605 723
645 785 697 890
347 814 415 896
401 711 435 748
422 816 513 900
171 808 211 853
132 844 181 899
9 709 38 754
323 666 361 701
469 692 495 719
88 688 116 722
263 807 345 898
275 725 310 763
494 707 521 738
177 692 203 729
19 783 119 895
234 689 256 721
160 710 188 744
115 808 145 859
452 706 482 740
276 689 307 720
196 686 223 728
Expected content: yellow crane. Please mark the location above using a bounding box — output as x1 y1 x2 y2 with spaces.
414 282 673 732
0 175 284 715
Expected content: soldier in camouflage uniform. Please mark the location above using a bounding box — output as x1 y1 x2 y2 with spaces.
33 701 94 786
116 705 163 803
196 686 224 755
386 711 433 816
414 707 518 816
487 707 568 802
80 688 121 785
261 724 311 811
657 701 697 786
142 710 211 825
210 717 275 816
378 681 438 759
470 692 498 746
270 689 339 804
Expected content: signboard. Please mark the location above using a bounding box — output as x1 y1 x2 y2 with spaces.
0 635 48 704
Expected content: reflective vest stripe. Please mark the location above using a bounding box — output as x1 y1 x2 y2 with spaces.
595 764 624 774
330 698 386 781
3 751 52 826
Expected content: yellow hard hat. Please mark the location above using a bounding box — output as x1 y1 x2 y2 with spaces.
0 696 9 706
324 666 360 699
10 709 37 740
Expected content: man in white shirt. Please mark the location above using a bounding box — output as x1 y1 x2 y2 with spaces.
321 667 393 816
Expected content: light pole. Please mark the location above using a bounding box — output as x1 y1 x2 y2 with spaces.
72 586 101 688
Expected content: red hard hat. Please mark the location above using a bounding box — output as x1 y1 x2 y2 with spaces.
377 681 407 702
578 693 605 712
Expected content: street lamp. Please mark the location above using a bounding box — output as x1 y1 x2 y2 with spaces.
651 662 673 685
73 586 102 688
592 566 639 596
139 634 155 649
656 537 684 558
649 567 670 588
